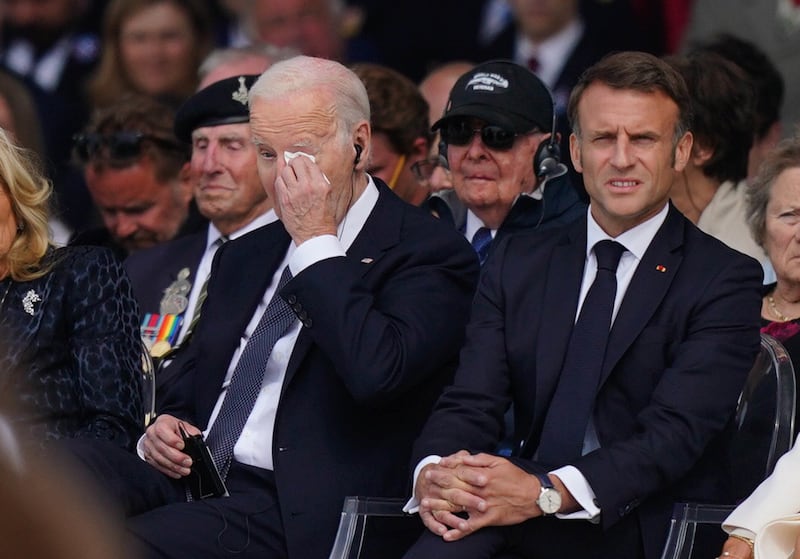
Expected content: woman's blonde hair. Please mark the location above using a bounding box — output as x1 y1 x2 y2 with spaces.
0 128 53 281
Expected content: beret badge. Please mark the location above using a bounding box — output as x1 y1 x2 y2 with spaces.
232 76 249 106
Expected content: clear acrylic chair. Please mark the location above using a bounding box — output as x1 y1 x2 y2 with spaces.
139 337 156 427
328 496 419 559
659 332 797 559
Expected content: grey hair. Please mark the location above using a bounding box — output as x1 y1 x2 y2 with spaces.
746 134 800 247
198 44 299 81
249 55 370 141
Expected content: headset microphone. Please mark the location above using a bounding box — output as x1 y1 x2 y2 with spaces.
534 112 568 181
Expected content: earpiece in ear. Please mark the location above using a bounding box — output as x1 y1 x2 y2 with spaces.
353 144 363 165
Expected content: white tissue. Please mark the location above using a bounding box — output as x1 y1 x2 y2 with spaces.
284 150 316 164
283 151 329 183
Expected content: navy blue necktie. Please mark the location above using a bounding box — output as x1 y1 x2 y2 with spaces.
471 227 493 266
536 240 626 464
204 266 296 480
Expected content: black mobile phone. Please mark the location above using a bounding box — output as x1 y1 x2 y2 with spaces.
179 424 229 500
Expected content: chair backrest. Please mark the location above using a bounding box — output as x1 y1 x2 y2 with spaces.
660 332 797 559
328 496 420 559
660 503 735 559
727 332 796 500
139 337 156 427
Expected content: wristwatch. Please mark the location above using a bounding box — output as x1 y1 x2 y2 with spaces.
535 473 562 515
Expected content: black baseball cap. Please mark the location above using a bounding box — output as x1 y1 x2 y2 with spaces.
432 60 554 134
174 74 259 142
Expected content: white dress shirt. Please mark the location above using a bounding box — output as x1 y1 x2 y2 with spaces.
405 203 669 521
464 210 497 243
176 211 278 345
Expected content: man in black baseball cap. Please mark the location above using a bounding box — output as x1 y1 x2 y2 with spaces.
428 59 585 266
125 74 277 364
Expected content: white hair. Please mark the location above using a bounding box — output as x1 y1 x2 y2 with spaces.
249 55 370 139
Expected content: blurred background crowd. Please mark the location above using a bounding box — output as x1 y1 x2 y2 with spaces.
1 0 798 247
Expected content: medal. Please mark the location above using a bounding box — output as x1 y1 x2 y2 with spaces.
160 268 192 315
150 340 172 358
140 313 184 351
161 293 189 315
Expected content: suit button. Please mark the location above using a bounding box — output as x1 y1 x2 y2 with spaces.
291 303 302 312
303 318 313 328
287 295 297 304
298 310 308 320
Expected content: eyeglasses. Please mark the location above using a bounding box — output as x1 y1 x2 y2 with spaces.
411 153 450 184
440 119 526 151
72 131 185 163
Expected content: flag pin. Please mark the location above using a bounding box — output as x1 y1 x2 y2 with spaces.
656 265 667 273
361 258 374 264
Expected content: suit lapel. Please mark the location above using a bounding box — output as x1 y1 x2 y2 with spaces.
282 183 402 389
521 219 587 455
535 219 587 398
600 206 684 385
343 182 402 271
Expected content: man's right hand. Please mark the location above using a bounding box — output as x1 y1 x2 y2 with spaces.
416 451 488 539
141 414 202 479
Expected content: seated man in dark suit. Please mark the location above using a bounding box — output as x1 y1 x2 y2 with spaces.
426 60 585 266
65 55 480 559
402 51 764 559
125 75 275 361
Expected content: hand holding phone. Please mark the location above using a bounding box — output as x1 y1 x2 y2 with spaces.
179 423 229 499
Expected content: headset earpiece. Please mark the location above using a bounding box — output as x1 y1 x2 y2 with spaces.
534 139 561 179
438 138 448 163
533 110 567 180
353 144 363 165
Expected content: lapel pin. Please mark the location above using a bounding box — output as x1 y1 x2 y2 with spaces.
361 258 374 264
655 265 667 273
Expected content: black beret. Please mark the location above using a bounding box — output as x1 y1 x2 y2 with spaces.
174 74 260 142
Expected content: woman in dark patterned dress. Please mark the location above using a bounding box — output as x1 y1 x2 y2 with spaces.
0 128 142 450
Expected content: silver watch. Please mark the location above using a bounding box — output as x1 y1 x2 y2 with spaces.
535 473 562 515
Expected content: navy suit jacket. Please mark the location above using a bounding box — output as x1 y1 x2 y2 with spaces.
411 206 763 559
159 181 480 559
124 231 207 319
0 246 143 450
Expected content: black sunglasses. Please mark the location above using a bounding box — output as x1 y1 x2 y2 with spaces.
72 131 185 163
440 119 521 151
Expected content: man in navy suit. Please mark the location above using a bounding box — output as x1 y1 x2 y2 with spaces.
125 74 275 364
402 51 763 559
67 55 479 559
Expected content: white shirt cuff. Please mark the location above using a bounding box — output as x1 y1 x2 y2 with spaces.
402 455 442 514
552 465 601 522
288 234 346 275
